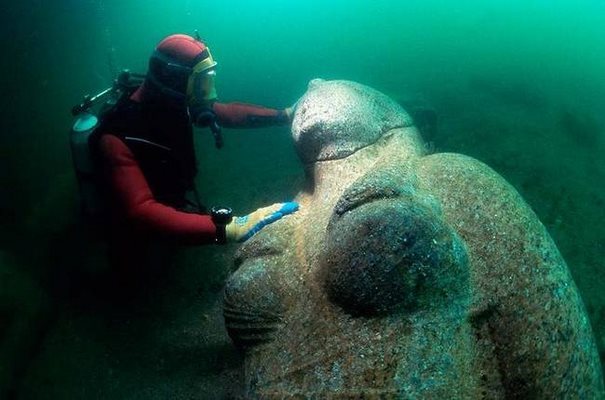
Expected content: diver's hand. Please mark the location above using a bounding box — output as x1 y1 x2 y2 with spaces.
226 202 299 242
285 98 301 122
285 106 295 122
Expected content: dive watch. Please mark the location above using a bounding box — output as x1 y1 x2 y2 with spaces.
211 206 233 244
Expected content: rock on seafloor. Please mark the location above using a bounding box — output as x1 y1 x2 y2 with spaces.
222 79 604 398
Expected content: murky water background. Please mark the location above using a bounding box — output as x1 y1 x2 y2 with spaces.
1 1 603 397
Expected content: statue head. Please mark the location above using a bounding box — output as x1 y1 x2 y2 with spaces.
291 79 415 164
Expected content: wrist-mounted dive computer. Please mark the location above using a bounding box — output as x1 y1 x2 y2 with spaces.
211 206 233 244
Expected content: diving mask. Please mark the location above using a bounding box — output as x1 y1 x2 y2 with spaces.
188 68 217 105
187 68 223 148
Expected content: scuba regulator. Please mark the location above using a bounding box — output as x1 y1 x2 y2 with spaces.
191 107 223 149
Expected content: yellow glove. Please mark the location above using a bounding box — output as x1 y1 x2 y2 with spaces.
285 106 295 122
226 202 299 242
284 98 301 123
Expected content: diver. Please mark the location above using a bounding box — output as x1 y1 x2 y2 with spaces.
85 33 298 279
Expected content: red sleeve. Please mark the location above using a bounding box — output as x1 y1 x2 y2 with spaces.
98 134 217 245
212 102 289 128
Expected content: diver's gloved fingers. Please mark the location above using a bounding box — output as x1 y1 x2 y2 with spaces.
285 98 302 122
239 224 262 243
226 202 300 243
259 202 299 226
278 202 299 215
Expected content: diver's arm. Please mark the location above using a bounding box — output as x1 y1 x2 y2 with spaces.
212 102 290 128
97 134 218 245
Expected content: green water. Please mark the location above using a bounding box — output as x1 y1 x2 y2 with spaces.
1 0 604 398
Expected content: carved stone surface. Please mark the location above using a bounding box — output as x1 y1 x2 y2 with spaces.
223 79 604 398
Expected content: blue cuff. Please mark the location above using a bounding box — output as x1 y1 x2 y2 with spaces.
239 202 299 242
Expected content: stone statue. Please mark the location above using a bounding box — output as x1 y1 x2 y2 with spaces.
222 79 604 398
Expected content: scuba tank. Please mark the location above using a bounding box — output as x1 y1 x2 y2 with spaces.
70 112 102 218
69 70 145 220
69 69 218 221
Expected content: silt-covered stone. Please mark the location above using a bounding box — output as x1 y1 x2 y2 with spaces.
223 79 604 398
